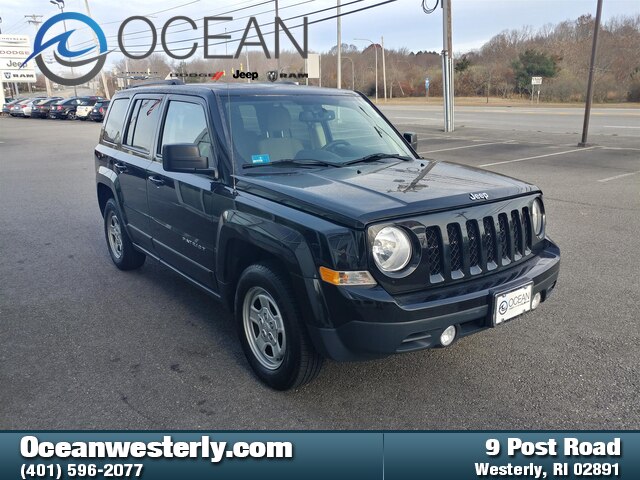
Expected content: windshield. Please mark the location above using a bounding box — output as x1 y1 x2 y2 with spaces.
221 94 415 170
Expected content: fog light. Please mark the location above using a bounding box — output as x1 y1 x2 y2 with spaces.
440 325 457 347
531 292 542 310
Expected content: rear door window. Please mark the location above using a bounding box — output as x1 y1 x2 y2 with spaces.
102 98 129 144
124 98 163 153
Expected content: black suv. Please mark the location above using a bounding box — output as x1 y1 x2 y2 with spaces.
95 83 560 390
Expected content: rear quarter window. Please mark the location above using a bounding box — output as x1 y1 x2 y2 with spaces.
102 98 129 145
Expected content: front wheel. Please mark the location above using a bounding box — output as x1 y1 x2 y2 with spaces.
103 198 145 270
67 111 76 120
235 263 323 390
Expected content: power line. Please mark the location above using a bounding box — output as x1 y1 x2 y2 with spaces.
117 0 318 50
3 18 28 34
72 0 280 49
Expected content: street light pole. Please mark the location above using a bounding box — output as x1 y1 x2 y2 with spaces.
381 35 387 101
442 0 454 132
50 0 77 97
343 56 355 90
355 38 378 102
578 0 603 147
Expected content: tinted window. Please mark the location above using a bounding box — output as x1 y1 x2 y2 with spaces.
102 98 129 144
124 98 162 152
160 101 213 164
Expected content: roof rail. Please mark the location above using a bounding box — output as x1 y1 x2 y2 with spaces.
127 79 185 89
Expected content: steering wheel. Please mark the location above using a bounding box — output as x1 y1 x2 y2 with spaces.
322 140 350 152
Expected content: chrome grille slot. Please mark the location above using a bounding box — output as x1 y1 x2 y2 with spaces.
498 213 511 264
483 217 498 269
425 226 443 279
466 220 482 274
512 210 523 258
447 223 463 273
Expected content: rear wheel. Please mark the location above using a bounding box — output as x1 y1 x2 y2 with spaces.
103 198 145 270
235 262 323 390
67 111 76 120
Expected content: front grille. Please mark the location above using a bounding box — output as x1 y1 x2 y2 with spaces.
417 205 535 285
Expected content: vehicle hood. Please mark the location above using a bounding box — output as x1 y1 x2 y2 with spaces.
235 159 539 228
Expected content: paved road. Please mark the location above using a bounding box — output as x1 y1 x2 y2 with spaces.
381 104 640 146
1 107 638 430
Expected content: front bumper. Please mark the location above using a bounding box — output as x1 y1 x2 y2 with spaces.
307 239 560 361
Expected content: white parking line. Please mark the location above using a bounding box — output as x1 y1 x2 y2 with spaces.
597 170 640 183
479 147 596 167
420 141 513 154
603 125 640 129
389 116 441 121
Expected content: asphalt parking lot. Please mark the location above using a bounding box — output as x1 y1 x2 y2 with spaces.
1 105 638 430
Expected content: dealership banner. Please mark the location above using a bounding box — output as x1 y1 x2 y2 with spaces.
0 432 638 479
0 34 36 83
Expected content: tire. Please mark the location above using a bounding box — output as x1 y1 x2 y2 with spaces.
235 262 323 390
103 198 145 270
67 111 76 120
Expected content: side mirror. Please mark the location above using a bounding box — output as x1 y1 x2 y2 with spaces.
162 144 218 178
403 132 418 151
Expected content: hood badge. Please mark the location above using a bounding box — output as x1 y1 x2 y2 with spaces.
470 192 489 201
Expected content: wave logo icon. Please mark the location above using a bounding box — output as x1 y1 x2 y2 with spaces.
21 12 108 87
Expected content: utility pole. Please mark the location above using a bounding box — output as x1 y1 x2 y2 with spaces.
25 15 53 97
442 0 454 132
578 0 603 147
82 0 110 99
381 35 387 101
337 0 342 89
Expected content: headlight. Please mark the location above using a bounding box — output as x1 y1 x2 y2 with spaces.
372 226 412 272
531 198 545 236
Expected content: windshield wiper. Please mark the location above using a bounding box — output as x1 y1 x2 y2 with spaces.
343 153 412 166
242 158 340 169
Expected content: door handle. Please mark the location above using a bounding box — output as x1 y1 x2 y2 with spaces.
149 176 165 187
113 163 128 173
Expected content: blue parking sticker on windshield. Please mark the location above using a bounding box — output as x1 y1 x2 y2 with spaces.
251 154 270 164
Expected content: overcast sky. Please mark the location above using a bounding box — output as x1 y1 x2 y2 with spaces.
1 0 638 67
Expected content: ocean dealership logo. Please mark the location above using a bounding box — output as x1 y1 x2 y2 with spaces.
21 12 108 87
22 13 309 87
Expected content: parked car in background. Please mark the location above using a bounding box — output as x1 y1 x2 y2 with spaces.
49 97 96 120
22 97 50 117
30 97 64 118
2 98 24 116
76 97 105 120
0 97 18 115
11 97 46 117
88 100 109 122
